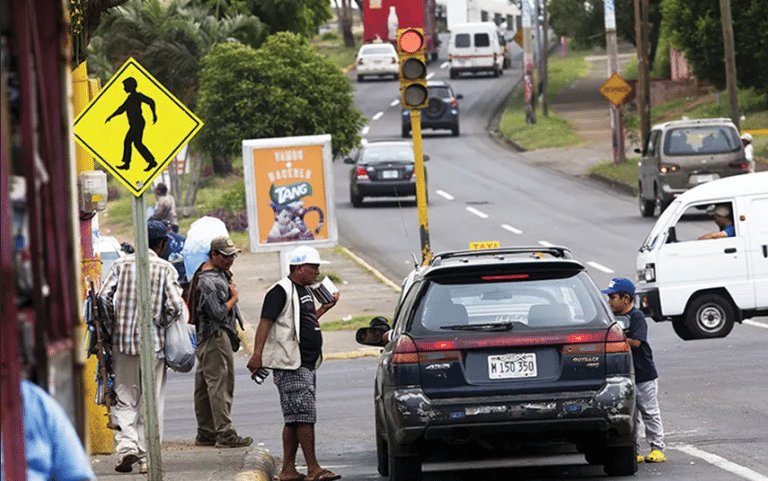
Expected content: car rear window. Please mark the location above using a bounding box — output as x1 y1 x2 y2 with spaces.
474 33 490 47
361 45 394 55
455 33 470 48
428 86 451 98
409 271 606 333
664 126 741 155
361 145 414 164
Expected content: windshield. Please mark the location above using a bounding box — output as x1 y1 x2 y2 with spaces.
361 145 414 164
409 271 608 334
361 45 394 55
640 199 680 250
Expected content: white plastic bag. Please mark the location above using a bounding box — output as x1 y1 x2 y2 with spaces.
182 216 229 281
164 307 196 372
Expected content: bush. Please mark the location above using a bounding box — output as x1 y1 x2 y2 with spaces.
218 179 246 212
205 208 248 232
320 31 339 42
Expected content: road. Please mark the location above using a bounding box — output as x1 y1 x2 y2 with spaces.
162 40 768 480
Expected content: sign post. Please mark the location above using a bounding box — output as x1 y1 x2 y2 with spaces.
73 58 203 481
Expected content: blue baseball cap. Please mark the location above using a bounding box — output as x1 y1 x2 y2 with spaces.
147 220 169 242
601 277 635 296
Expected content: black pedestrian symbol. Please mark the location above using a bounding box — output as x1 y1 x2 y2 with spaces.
106 77 158 172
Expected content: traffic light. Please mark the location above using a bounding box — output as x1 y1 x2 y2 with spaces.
397 28 428 109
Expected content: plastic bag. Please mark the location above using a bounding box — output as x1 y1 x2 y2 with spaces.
164 307 197 372
182 216 229 282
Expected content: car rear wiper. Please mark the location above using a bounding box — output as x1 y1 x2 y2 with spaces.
440 322 515 331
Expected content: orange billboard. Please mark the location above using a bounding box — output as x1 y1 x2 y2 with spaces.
242 135 337 252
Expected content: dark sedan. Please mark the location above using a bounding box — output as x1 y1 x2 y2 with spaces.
344 141 428 207
357 247 638 481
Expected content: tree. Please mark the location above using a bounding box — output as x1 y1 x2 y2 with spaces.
195 33 365 173
663 0 767 95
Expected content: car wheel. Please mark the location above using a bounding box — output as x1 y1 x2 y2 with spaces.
492 66 499 77
672 318 695 340
451 123 459 137
449 69 457 79
375 417 389 476
603 445 638 476
389 453 421 481
656 187 672 214
350 189 363 207
401 125 410 138
584 450 605 465
357 75 364 82
638 193 655 217
684 294 735 339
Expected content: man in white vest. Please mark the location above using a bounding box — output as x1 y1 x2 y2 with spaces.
248 246 341 481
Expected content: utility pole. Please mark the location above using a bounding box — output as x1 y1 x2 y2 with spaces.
523 0 536 124
604 0 625 164
541 0 549 117
719 0 739 129
633 0 651 147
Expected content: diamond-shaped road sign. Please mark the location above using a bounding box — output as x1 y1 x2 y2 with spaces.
513 29 523 48
599 73 633 106
74 58 203 197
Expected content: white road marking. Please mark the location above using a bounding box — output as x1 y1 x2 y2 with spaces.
501 224 523 235
390 99 400 107
436 190 454 200
538 240 555 247
743 319 768 330
440 61 450 69
466 206 489 219
372 111 384 121
361 125 370 136
587 261 614 273
427 72 436 80
674 444 768 481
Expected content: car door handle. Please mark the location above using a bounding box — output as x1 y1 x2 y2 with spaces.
724 248 737 254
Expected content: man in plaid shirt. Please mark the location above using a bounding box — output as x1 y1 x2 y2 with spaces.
99 220 186 473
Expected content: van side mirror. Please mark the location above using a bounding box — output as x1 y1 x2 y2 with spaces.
343 157 354 164
666 226 677 244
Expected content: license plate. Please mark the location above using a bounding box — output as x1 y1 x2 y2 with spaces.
381 170 398 179
691 174 716 184
488 353 537 379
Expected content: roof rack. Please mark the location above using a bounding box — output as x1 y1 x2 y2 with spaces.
429 246 573 266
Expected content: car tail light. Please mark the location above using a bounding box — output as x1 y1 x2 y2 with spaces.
728 160 748 170
605 324 630 353
355 166 369 180
392 335 419 364
450 97 458 108
391 57 397 64
357 58 364 65
558 326 629 355
658 163 679 174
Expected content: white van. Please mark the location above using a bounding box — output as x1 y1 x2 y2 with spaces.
448 22 504 79
635 172 768 340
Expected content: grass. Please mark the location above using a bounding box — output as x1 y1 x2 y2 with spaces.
311 31 362 71
498 49 591 149
588 157 639 185
321 315 381 331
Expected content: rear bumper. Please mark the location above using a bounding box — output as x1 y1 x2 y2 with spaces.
384 376 635 448
355 180 416 197
402 111 459 131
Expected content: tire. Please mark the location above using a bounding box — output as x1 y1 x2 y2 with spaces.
672 318 695 340
389 453 421 481
451 123 459 136
639 194 655 217
492 66 499 77
375 417 389 476
350 189 363 207
357 75 364 82
401 125 410 138
584 450 605 465
684 294 735 339
603 445 638 476
449 69 457 79
656 187 672 214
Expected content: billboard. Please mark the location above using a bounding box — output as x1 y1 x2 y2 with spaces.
242 135 337 252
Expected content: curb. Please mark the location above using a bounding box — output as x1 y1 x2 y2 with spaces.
587 172 637 196
237 446 276 481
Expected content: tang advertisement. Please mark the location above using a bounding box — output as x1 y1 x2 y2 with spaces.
242 135 337 252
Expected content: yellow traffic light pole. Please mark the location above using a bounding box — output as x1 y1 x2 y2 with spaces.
410 109 431 265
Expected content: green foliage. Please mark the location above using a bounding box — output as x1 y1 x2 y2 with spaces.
321 315 383 331
320 31 339 42
195 33 365 160
663 0 768 95
588 158 639 185
218 179 247 212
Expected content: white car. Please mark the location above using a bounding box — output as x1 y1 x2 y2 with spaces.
95 235 125 281
355 43 399 82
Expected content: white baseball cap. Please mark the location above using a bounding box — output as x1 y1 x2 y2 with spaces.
741 132 752 142
288 246 329 265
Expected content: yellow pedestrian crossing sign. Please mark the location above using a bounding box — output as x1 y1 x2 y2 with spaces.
73 58 203 197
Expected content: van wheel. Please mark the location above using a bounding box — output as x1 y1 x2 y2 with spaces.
492 67 500 78
684 294 735 339
357 75 364 82
639 194 655 217
672 318 694 340
449 69 457 79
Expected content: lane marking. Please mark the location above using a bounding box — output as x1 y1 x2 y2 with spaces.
743 319 768 330
538 240 555 247
440 61 450 69
674 444 768 481
361 125 370 136
587 261 614 273
372 111 384 121
501 224 523 235
466 206 489 219
436 190 454 200
427 72 436 80
390 99 400 107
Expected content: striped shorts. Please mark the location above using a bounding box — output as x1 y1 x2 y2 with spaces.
273 367 316 424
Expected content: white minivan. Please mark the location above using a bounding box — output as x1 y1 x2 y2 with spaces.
635 172 768 340
448 22 504 79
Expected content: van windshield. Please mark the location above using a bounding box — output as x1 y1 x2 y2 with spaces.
664 126 741 155
640 200 679 251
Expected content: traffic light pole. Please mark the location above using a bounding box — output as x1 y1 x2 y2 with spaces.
411 110 431 265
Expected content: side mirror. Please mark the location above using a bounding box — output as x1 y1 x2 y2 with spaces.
356 327 389 346
456 93 464 99
666 226 677 244
343 158 355 164
423 155 430 161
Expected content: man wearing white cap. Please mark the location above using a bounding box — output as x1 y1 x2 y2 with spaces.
741 133 754 173
248 246 341 481
699 204 735 240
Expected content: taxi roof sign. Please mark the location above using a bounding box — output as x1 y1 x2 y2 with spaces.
73 58 203 197
599 73 632 106
469 241 500 250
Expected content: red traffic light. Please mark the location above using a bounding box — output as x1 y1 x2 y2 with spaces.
399 29 424 54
